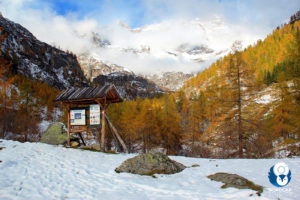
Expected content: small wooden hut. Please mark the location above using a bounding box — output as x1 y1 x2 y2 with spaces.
54 84 128 153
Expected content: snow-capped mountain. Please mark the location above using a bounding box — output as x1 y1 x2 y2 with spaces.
71 16 260 90
0 13 261 91
0 15 88 89
68 16 260 76
0 15 165 100
78 52 193 91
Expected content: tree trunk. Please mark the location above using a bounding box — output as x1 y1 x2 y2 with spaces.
237 64 243 158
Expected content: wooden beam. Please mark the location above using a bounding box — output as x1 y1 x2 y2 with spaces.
100 97 106 151
66 105 70 147
96 98 107 151
105 113 128 153
100 110 106 150
77 132 86 146
106 120 121 151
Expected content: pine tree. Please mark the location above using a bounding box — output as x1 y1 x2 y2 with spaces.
187 91 207 155
0 57 16 138
117 101 139 153
16 78 40 141
159 95 183 155
213 41 259 158
139 99 160 153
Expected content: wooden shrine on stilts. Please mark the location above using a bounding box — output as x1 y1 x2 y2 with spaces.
54 84 128 153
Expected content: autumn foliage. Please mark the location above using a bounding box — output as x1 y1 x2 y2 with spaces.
107 21 300 158
0 59 59 141
1 17 299 158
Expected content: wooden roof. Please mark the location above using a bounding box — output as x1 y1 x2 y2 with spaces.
54 84 123 104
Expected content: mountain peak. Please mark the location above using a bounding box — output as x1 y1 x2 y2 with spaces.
0 16 88 89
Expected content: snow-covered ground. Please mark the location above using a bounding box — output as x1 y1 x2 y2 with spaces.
0 140 299 200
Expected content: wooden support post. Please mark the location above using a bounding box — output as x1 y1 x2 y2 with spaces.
66 105 70 147
100 108 106 150
97 97 107 151
77 132 86 146
105 114 128 153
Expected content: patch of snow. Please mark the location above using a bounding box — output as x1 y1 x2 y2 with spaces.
53 108 63 122
55 69 69 88
123 67 132 73
0 140 299 200
274 150 291 159
255 94 273 104
28 63 41 79
273 142 300 158
287 81 294 88
38 120 51 133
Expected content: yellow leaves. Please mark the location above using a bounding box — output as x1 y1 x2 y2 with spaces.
186 20 300 91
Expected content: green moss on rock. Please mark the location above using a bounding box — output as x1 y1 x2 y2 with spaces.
40 123 67 145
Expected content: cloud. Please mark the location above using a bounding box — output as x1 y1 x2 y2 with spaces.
0 0 299 75
87 17 264 74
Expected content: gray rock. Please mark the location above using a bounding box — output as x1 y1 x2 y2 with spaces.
40 123 67 145
207 172 263 196
115 152 186 176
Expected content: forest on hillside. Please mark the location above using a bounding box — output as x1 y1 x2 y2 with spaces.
0 17 299 159
0 48 59 141
107 20 300 158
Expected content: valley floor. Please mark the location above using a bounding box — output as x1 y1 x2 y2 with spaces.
0 139 299 200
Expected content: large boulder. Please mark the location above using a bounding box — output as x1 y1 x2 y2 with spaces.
207 173 263 196
40 123 67 145
115 152 186 176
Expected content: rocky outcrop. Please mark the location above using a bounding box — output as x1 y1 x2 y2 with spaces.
207 173 263 196
115 152 186 176
144 72 194 91
40 123 67 145
93 72 165 100
0 15 88 90
77 53 133 81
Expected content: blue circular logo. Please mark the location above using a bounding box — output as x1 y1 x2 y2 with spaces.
268 162 292 187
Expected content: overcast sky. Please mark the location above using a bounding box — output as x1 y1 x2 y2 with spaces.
0 0 299 74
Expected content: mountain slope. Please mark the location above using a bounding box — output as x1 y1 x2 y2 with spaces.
0 15 88 89
178 20 300 157
78 53 134 81
78 53 193 91
0 15 89 141
93 72 164 100
104 17 300 158
144 72 194 91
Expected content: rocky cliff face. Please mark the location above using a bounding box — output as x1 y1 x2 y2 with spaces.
0 16 88 89
144 72 194 91
78 53 193 91
93 72 165 100
77 53 134 81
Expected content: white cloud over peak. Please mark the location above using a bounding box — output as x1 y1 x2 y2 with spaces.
0 0 298 74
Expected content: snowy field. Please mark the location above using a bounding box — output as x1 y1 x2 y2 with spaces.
0 139 299 200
